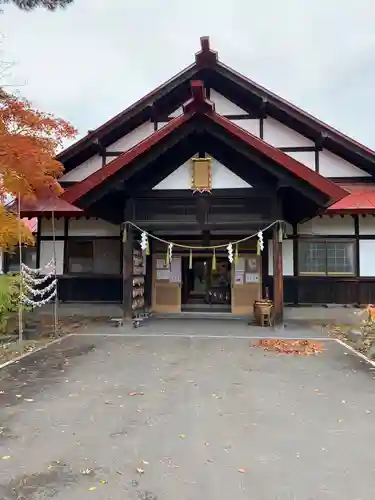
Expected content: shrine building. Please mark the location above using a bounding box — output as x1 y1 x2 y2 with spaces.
17 37 375 321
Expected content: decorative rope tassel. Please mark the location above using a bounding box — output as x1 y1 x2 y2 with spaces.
257 240 260 256
234 244 239 265
189 249 193 269
122 224 127 242
212 248 216 271
146 238 150 256
166 245 170 266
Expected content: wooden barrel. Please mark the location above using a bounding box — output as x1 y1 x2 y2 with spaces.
253 300 273 324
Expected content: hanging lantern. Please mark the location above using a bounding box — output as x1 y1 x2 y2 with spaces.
140 231 148 252
227 243 233 263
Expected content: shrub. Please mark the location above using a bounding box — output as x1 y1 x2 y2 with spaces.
0 274 22 335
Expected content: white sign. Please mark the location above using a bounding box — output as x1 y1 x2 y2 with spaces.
169 257 181 283
245 273 259 283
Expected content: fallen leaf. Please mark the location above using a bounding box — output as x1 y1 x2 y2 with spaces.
142 460 149 465
99 479 107 484
129 392 137 396
88 486 97 491
24 399 34 402
136 467 144 474
179 434 185 439
1 456 11 460
237 468 247 473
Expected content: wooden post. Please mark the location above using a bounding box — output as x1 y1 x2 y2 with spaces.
273 222 284 324
122 222 133 321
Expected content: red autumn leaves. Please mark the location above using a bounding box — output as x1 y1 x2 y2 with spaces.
254 339 325 355
0 89 77 249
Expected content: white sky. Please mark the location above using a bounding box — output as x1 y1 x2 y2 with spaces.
1 0 375 148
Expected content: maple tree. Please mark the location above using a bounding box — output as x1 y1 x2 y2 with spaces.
0 0 74 10
0 88 77 249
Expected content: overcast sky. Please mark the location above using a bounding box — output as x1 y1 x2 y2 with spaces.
1 0 375 149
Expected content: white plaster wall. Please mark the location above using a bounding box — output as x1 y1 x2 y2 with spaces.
40 240 64 275
359 240 375 277
210 89 247 115
263 117 314 148
170 106 183 117
68 218 120 237
268 239 294 276
359 216 375 235
285 150 316 170
106 121 154 152
359 240 375 276
40 218 65 237
156 121 169 130
60 155 102 182
153 156 252 190
298 215 355 235
319 149 369 178
231 119 260 137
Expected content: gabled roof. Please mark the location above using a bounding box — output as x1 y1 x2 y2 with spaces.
62 81 347 208
58 37 375 176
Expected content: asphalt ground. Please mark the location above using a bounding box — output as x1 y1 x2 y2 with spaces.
0 332 374 499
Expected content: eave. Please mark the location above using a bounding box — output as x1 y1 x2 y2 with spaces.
61 81 348 211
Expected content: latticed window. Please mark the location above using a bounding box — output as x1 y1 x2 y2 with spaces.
298 240 356 275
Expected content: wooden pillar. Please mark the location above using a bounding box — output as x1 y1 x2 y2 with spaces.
273 222 284 324
122 222 134 321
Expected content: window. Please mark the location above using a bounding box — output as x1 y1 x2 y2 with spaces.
6 247 36 273
299 240 355 276
67 239 121 274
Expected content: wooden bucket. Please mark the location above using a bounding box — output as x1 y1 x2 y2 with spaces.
253 300 273 324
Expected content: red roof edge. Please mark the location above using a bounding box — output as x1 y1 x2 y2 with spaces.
207 112 349 205
15 197 83 218
61 81 349 208
62 112 192 204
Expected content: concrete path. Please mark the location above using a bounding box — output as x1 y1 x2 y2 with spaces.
83 317 330 338
0 333 375 499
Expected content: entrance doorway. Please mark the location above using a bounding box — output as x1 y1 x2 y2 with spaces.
181 256 231 312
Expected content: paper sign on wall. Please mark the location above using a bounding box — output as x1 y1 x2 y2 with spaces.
169 258 181 283
235 272 244 285
236 258 245 273
247 258 257 271
245 273 259 283
156 269 170 280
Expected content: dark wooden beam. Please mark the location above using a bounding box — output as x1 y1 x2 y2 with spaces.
122 220 134 321
273 221 284 324
63 217 69 274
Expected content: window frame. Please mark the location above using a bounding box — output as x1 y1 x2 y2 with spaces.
66 237 121 275
298 238 357 277
5 246 36 273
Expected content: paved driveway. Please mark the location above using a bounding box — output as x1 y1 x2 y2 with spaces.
0 331 375 499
